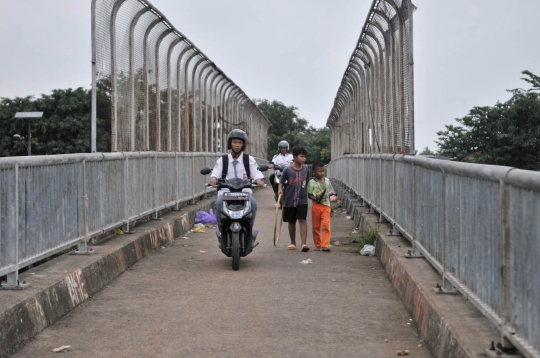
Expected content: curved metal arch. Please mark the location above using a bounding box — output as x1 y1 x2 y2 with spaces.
373 8 398 153
347 63 369 152
201 66 216 152
154 28 174 151
192 61 212 151
228 87 242 129
376 1 407 153
187 55 207 151
219 82 235 134
129 6 152 151
172 44 194 151
365 29 389 151
206 70 221 152
237 94 249 126
213 75 228 152
180 50 201 151
109 0 130 151
164 37 184 151
381 0 404 25
140 17 165 151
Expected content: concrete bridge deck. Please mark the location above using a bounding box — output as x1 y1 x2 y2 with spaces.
3 186 499 357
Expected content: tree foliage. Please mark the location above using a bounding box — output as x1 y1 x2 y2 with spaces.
436 71 540 170
254 99 331 164
0 83 111 156
418 146 436 156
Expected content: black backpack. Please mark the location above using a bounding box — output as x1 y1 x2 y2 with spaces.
221 153 251 180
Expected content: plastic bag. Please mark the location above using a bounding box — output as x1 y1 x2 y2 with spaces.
195 209 217 226
360 244 376 256
193 226 206 233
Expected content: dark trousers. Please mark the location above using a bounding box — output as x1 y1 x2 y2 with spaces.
269 173 278 201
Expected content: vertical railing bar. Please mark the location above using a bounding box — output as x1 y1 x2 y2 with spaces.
153 153 158 219
124 156 130 231
500 179 513 345
9 164 20 286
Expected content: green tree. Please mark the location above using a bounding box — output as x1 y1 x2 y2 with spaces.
436 71 540 170
0 96 39 156
303 126 331 163
0 83 111 156
418 146 436 156
254 99 331 163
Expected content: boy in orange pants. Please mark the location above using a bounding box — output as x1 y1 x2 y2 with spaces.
307 161 334 252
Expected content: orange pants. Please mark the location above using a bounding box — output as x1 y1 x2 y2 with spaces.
311 203 331 248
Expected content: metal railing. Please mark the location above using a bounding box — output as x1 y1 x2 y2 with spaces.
91 0 270 157
0 152 272 289
328 155 540 358
327 0 415 157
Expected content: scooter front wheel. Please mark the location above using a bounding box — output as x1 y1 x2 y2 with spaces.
231 232 240 270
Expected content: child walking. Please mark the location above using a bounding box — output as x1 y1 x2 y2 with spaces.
308 161 334 252
278 146 310 252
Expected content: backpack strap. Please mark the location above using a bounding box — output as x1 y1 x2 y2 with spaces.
221 154 229 180
222 153 251 179
243 153 251 179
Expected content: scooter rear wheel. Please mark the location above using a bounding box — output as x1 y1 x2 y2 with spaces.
232 232 240 270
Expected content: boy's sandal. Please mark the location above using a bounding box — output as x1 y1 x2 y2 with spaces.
287 244 297 250
322 247 331 252
301 245 310 252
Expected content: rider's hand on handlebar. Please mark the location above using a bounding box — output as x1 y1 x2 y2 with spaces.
209 177 218 187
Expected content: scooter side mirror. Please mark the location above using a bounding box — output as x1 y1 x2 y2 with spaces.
200 167 212 175
257 165 269 172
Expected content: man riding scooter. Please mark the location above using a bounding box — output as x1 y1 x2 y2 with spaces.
210 129 265 240
268 140 293 206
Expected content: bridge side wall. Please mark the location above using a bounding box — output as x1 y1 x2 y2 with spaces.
328 154 540 358
0 153 269 287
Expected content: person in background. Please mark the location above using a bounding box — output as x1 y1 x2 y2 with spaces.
268 140 293 203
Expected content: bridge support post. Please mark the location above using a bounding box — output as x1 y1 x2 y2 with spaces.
71 240 94 256
390 224 401 236
1 271 30 290
433 273 460 295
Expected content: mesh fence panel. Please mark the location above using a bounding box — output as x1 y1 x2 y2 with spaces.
328 0 415 157
92 0 270 158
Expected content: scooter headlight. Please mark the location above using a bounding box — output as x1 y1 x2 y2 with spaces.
222 200 251 218
222 201 230 217
242 199 251 217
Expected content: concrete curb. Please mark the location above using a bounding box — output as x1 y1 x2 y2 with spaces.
335 184 500 358
0 198 215 358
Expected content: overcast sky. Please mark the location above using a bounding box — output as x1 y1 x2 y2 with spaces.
1 0 539 152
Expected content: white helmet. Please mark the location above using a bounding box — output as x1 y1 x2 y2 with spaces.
278 140 289 150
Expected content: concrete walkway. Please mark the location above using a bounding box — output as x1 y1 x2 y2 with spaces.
10 187 431 357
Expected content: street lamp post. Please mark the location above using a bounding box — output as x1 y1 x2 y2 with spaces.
14 112 43 156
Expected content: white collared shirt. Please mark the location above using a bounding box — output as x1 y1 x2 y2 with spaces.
210 152 264 195
272 152 294 167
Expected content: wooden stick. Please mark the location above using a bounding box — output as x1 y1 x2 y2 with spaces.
273 194 282 246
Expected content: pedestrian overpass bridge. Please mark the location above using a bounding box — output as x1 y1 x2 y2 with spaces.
2 0 540 357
